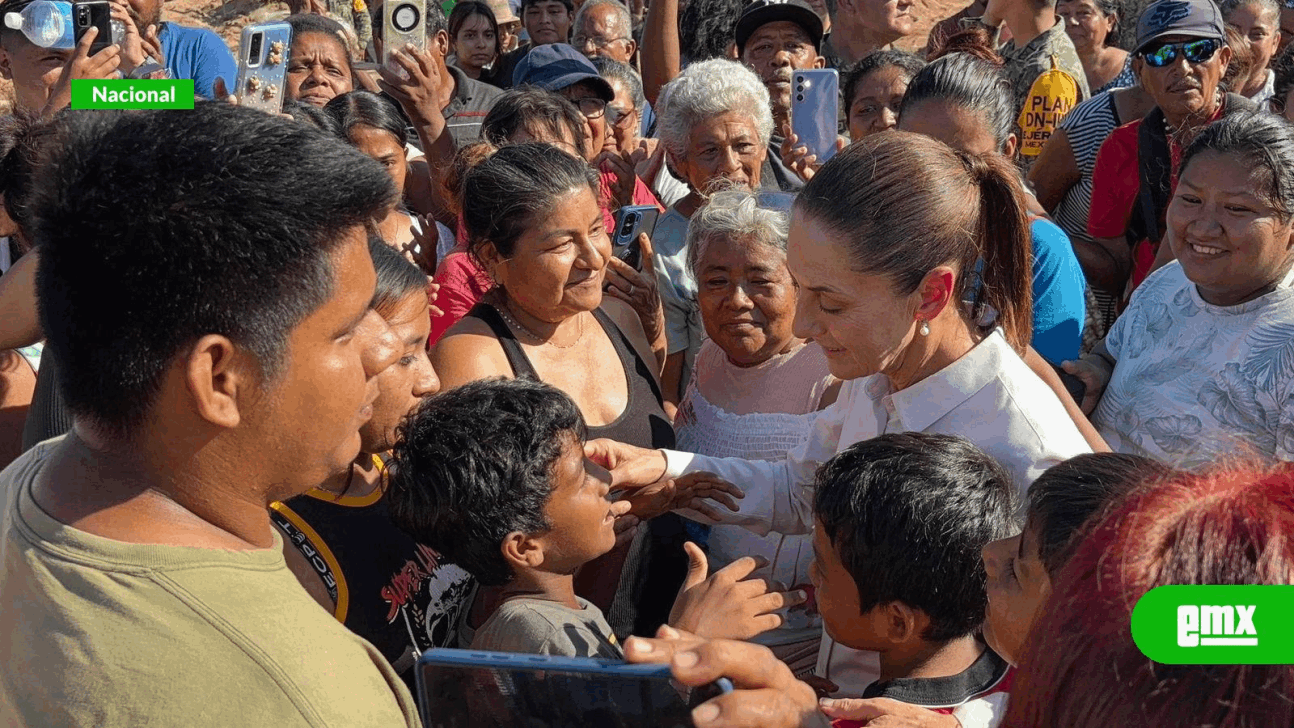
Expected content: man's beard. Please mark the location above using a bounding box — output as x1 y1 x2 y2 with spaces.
129 5 162 30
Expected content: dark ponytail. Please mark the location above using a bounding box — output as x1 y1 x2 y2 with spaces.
798 131 1034 353
959 150 1032 352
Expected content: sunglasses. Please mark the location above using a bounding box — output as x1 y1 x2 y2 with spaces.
1139 37 1221 67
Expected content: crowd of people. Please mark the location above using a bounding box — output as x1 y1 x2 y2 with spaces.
0 0 1293 722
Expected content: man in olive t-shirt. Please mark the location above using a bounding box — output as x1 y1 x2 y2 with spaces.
0 104 417 727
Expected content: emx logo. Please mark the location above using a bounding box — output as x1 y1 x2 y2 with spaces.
1177 605 1257 647
1133 585 1293 664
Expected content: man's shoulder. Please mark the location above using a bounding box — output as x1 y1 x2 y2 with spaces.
161 22 228 47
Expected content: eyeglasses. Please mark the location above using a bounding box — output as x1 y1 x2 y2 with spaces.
573 96 607 119
573 34 630 49
1139 38 1221 67
606 104 636 128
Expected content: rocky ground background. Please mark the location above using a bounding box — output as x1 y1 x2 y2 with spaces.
0 0 964 113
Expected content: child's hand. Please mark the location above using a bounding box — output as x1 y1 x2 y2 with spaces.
668 542 807 641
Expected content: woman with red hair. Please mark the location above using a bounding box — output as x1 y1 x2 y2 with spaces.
1003 463 1294 727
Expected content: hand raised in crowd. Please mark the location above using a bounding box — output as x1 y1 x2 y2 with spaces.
624 628 830 728
109 0 160 77
669 542 807 641
42 28 121 117
403 213 441 275
819 697 960 727
631 137 667 188
597 149 638 209
779 122 847 183
604 232 666 363
378 45 451 128
1060 352 1113 415
622 471 743 520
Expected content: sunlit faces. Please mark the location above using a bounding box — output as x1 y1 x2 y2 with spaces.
246 228 390 497
675 112 767 194
348 125 408 200
981 526 1051 666
529 433 620 573
786 210 923 381
896 99 1014 158
560 81 609 160
287 31 355 107
1057 0 1117 53
359 291 439 453
1227 1 1280 77
696 235 799 367
454 12 499 74
524 0 574 45
741 21 825 117
854 0 915 43
810 518 890 651
487 185 611 320
1166 150 1294 306
572 3 635 62
847 65 910 140
604 75 641 155
1133 33 1231 122
0 37 75 112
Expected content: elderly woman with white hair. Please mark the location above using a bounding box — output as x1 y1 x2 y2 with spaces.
652 58 777 412
674 190 840 678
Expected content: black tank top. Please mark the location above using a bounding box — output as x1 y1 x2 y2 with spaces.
466 303 688 638
467 303 675 450
270 456 475 686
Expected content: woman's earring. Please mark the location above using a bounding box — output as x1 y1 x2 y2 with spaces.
919 320 930 336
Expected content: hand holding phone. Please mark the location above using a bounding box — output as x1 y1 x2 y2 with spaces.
72 0 113 55
235 22 292 114
790 69 840 166
382 0 427 66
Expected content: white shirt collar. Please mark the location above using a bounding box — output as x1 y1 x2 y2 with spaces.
876 330 1014 434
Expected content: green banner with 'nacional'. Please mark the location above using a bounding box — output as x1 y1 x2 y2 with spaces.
70 79 195 110
1132 585 1294 664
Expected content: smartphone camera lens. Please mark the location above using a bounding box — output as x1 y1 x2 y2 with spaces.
393 3 421 32
796 94 804 102
619 213 637 237
247 32 264 65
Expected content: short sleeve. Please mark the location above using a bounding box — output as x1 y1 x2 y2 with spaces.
1027 218 1086 365
1087 123 1141 240
430 252 491 344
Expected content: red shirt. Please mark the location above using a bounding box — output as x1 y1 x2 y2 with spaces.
1086 105 1226 297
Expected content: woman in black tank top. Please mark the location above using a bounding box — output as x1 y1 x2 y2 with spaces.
431 143 687 638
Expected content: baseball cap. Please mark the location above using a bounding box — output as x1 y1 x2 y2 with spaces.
735 0 824 53
512 43 615 100
486 0 519 24
1133 0 1226 55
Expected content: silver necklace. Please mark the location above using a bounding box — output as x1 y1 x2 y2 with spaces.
497 302 586 349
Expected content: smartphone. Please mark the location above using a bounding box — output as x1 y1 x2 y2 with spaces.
383 0 427 64
72 0 112 55
416 648 734 728
235 22 292 114
791 69 840 165
611 205 659 271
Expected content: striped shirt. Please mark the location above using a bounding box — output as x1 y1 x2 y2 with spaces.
1052 89 1120 252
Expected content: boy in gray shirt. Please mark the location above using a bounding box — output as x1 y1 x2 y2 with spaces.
387 378 633 658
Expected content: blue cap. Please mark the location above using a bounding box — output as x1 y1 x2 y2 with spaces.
1134 0 1225 54
511 43 615 101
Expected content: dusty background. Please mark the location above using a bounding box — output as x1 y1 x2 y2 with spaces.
0 0 963 112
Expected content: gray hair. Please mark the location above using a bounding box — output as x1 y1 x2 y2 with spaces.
657 59 773 167
591 56 645 110
686 190 791 279
574 0 633 40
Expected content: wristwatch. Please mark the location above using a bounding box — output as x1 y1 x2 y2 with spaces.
126 61 167 80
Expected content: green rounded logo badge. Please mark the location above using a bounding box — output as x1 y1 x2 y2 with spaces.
1131 585 1294 664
